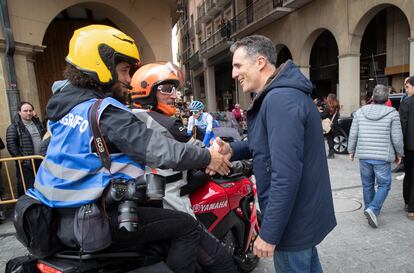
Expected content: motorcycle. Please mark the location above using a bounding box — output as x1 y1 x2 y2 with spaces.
9 139 260 273
190 160 260 273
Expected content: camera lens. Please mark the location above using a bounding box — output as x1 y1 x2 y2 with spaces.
118 201 139 232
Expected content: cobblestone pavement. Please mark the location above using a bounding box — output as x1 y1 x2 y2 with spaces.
1 153 414 272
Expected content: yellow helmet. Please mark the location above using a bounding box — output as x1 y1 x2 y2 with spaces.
66 24 140 86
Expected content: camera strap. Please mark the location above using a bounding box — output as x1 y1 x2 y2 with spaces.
89 99 112 174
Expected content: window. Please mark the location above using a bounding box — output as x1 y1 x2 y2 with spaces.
214 17 221 31
224 6 232 20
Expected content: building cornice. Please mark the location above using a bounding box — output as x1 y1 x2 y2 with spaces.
0 39 45 56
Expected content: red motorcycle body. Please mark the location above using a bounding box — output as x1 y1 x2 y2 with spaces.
190 174 260 252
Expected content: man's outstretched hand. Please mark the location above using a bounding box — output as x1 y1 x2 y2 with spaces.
206 146 231 176
213 137 233 161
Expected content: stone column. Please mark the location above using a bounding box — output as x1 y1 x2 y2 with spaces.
236 80 251 110
299 65 310 79
0 52 10 133
338 53 360 116
203 64 217 111
0 41 44 134
410 37 414 76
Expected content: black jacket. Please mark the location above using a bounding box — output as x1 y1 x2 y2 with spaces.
320 106 339 125
6 116 45 157
399 96 414 150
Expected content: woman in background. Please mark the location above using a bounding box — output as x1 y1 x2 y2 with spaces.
321 93 340 159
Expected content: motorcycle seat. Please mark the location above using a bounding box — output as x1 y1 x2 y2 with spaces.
212 173 246 184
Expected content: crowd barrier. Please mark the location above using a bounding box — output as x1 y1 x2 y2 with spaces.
0 155 44 205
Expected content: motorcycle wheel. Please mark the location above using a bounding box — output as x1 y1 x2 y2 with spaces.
223 210 262 273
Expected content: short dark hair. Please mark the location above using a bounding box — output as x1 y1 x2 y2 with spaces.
406 76 414 87
63 64 101 90
230 35 277 66
372 84 389 104
19 101 34 111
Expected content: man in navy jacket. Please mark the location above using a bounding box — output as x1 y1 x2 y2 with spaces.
216 35 336 272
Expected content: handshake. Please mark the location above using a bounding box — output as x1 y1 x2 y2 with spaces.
205 138 233 176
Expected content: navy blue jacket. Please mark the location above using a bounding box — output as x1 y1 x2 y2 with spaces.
231 60 336 251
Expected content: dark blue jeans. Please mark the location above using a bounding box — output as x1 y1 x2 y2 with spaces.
274 246 323 273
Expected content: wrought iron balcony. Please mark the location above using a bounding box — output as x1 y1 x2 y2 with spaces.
200 25 231 57
189 51 202 69
231 0 292 38
181 47 191 64
177 18 189 34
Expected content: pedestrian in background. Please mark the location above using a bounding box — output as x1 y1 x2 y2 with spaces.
399 76 414 220
6 101 45 196
231 103 243 123
348 84 404 227
320 93 340 159
394 76 412 179
217 35 336 273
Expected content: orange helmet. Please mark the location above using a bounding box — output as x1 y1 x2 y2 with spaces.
130 62 183 114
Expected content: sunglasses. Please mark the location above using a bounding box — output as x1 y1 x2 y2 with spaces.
157 84 177 95
191 110 200 114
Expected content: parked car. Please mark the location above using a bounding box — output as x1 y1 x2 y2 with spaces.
332 93 403 154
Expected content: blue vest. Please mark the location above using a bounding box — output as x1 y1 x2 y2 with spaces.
27 98 145 208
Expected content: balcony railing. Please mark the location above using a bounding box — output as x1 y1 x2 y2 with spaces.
189 51 202 69
230 0 287 35
177 18 189 34
181 47 191 64
200 25 230 55
183 0 296 59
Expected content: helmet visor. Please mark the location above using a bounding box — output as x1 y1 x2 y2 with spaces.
157 84 177 95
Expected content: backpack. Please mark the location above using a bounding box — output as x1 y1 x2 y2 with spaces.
14 195 62 258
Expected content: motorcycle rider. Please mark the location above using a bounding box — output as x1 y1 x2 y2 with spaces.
187 101 216 147
129 62 236 273
26 25 231 273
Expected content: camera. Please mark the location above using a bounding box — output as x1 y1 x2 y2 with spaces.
105 174 166 232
